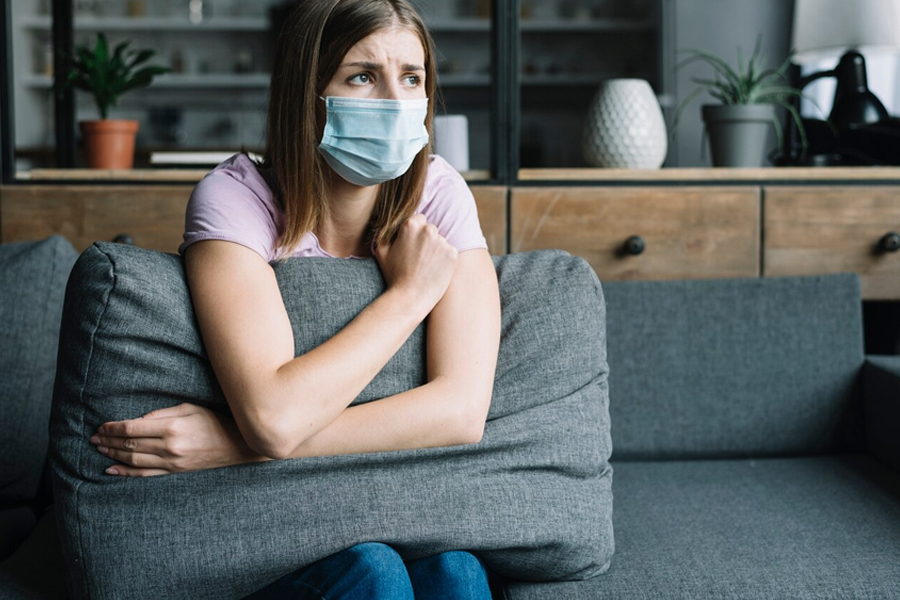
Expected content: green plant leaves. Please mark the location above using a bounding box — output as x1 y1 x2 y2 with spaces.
60 32 170 120
672 36 812 152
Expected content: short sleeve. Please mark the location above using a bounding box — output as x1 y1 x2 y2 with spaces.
178 155 281 263
418 155 489 253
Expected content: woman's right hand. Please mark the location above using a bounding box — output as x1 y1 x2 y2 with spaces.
374 214 458 315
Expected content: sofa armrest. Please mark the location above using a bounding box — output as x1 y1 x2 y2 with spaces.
863 355 900 473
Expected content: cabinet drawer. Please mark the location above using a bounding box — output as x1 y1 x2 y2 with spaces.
511 186 760 280
1 185 192 253
764 186 900 300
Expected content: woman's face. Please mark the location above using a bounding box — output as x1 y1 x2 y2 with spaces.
321 25 427 101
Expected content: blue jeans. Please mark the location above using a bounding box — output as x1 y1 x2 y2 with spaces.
245 542 495 600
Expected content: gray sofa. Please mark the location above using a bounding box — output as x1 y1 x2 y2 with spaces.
1 234 899 599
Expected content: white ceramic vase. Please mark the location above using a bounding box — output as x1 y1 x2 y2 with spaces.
583 78 668 169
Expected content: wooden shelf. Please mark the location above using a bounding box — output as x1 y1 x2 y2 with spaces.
520 18 655 32
518 167 900 183
18 168 493 183
19 15 270 31
22 73 272 89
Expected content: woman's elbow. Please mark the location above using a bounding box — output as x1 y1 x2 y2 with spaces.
458 394 491 445
239 411 300 460
247 436 295 461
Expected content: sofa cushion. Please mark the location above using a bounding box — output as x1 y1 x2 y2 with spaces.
49 243 613 600
0 235 78 503
506 454 900 599
603 274 866 460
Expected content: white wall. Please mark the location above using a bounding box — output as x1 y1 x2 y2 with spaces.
664 0 794 167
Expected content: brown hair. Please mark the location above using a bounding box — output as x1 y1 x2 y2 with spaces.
257 0 437 261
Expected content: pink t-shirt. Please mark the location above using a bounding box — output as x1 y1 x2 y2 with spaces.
178 152 488 262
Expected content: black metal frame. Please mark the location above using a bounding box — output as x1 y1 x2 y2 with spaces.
490 0 519 185
53 0 75 169
5 0 523 186
1 0 14 184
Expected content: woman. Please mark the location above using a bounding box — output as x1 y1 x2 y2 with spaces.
87 0 501 598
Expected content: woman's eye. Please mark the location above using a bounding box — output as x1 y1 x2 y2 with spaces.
403 75 421 87
348 73 371 85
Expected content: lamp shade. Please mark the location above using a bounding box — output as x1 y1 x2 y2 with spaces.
792 0 900 63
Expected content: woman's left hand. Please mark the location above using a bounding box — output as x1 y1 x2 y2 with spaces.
90 403 264 477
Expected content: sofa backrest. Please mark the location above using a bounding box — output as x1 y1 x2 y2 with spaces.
603 273 866 460
0 235 78 504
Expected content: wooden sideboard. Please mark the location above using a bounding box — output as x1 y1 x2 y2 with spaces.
3 168 900 300
510 185 900 300
0 184 509 257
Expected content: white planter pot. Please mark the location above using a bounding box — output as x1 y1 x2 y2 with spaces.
583 79 668 169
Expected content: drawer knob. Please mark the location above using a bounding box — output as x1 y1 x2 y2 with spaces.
881 232 900 253
112 234 134 246
624 235 645 256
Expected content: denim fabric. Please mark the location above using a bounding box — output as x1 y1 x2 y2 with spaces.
245 542 492 600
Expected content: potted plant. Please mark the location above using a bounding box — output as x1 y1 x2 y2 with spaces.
674 38 806 167
61 33 170 169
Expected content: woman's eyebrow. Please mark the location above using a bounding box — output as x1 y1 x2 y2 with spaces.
341 61 424 71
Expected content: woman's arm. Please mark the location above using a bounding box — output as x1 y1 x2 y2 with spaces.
284 246 500 458
183 215 462 459
92 246 499 475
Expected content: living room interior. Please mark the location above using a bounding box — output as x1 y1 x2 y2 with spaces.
2 0 900 599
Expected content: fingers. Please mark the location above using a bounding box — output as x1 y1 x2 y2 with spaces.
105 465 170 478
142 403 196 420
99 446 170 469
98 404 198 436
91 433 167 456
407 213 427 227
97 416 167 438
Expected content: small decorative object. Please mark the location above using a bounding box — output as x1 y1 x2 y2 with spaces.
673 38 805 167
583 78 667 169
188 0 208 24
127 0 146 18
433 115 470 172
40 36 54 76
61 32 170 169
233 48 254 74
170 46 185 73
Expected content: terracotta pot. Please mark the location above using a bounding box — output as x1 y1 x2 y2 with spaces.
79 119 140 169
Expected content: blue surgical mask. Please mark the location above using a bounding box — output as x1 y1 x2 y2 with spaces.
317 96 430 187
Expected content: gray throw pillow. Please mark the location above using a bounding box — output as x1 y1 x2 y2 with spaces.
0 235 78 503
49 243 613 600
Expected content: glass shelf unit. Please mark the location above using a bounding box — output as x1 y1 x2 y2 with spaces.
8 0 667 174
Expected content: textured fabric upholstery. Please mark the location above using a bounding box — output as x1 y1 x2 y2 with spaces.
0 235 78 504
506 454 900 600
863 355 900 473
49 244 613 600
602 274 866 460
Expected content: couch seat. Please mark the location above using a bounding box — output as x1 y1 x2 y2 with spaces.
505 455 900 599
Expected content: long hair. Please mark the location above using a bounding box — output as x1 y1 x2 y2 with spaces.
259 0 437 261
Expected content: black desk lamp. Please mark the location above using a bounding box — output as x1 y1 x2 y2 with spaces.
781 0 900 165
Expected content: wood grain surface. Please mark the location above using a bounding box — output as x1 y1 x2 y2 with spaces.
470 186 507 255
518 167 900 182
1 184 508 256
511 186 760 281
764 186 900 299
1 185 192 253
22 168 494 182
